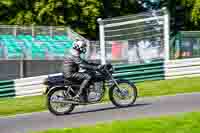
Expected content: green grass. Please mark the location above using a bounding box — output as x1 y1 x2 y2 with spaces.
137 76 200 97
0 95 46 116
1 76 200 116
33 112 200 133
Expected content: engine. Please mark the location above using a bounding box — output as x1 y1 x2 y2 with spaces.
87 81 104 102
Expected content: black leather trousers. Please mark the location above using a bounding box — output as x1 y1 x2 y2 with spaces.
63 72 92 95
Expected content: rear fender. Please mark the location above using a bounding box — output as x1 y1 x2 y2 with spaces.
46 85 66 95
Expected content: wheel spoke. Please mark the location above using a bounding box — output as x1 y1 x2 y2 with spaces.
111 82 137 106
49 89 73 113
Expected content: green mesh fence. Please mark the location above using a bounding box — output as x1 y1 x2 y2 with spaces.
170 31 200 60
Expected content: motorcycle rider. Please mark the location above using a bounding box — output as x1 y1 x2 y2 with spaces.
62 40 102 101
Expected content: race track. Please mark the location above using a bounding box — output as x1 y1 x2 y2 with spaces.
0 93 200 133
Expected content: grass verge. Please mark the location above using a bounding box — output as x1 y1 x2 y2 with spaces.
0 95 46 116
1 76 200 116
33 112 200 133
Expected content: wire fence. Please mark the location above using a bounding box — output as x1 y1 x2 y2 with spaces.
0 25 85 40
98 9 167 64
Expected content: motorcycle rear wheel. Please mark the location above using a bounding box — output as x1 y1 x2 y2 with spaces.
47 87 75 115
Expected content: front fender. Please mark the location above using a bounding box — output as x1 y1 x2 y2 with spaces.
109 79 135 89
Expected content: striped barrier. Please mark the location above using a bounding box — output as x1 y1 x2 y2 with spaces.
0 76 47 98
1 58 200 98
0 80 15 98
165 58 200 79
14 75 47 97
113 61 165 82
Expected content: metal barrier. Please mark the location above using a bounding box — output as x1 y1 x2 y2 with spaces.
165 58 200 79
0 25 85 41
0 80 15 98
0 75 48 98
113 61 165 82
14 75 48 97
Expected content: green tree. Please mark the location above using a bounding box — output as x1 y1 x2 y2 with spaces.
0 0 13 24
0 0 36 25
176 0 200 30
34 0 65 25
0 0 162 38
33 0 103 39
64 0 103 39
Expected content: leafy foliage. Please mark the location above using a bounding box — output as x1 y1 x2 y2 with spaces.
176 0 200 30
0 0 104 38
0 0 200 38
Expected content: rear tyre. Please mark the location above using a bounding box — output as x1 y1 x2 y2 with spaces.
109 80 137 107
47 87 75 115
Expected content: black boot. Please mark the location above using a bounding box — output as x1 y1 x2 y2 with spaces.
73 87 85 102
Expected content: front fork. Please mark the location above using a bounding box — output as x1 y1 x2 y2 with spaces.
106 69 121 89
106 70 127 97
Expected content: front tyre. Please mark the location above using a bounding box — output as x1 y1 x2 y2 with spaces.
47 87 75 115
109 80 137 107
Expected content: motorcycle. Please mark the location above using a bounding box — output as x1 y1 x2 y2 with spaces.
43 63 138 115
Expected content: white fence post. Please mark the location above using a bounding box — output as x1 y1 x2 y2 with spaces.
32 25 35 38
97 18 106 65
13 25 17 36
163 7 170 61
50 26 53 37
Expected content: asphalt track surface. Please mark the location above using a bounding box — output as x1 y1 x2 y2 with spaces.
0 93 200 133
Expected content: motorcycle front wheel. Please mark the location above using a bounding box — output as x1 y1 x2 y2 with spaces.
109 80 137 107
47 87 75 115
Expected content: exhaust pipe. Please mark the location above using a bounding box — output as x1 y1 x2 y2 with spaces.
51 99 87 105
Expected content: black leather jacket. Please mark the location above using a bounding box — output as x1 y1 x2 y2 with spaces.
63 49 98 78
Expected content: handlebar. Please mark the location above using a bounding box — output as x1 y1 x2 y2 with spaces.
98 64 113 74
